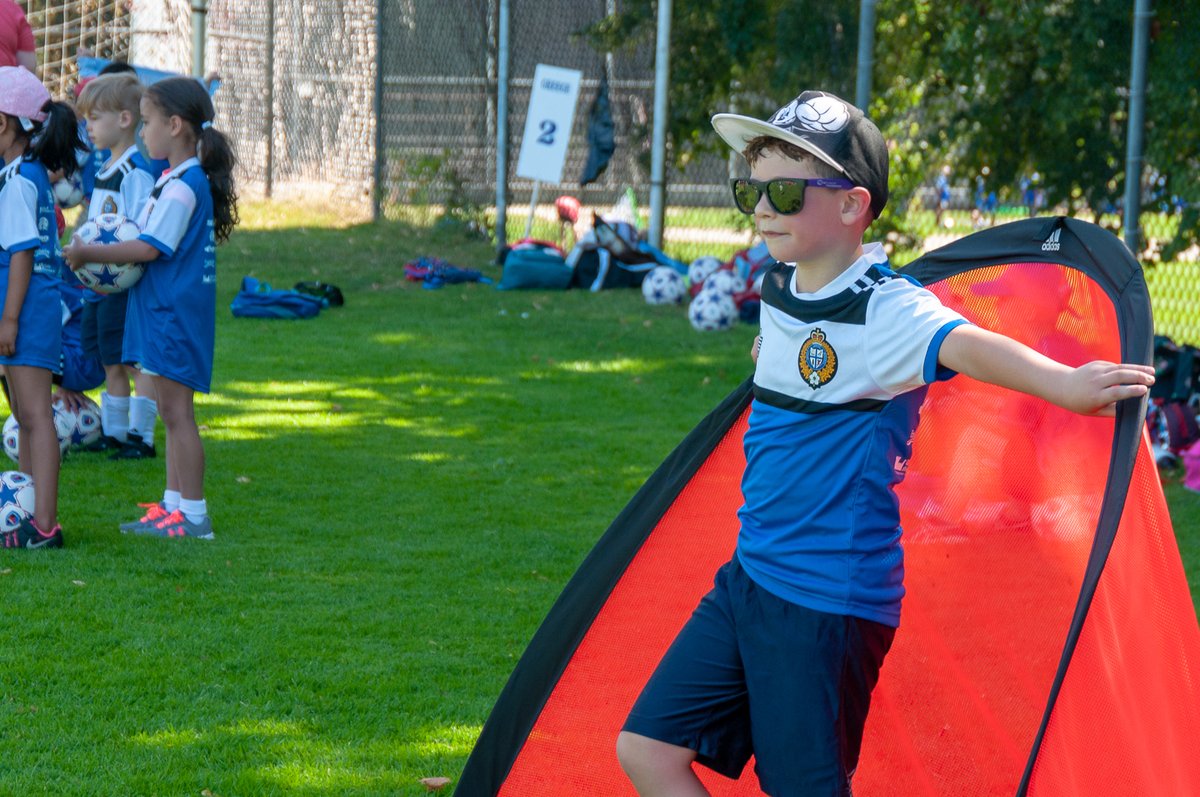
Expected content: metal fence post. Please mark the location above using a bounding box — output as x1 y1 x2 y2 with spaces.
855 0 877 111
191 0 209 78
373 0 383 221
1123 0 1152 254
263 0 275 198
495 0 510 252
648 0 671 249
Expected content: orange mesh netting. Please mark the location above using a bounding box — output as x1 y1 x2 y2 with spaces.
461 223 1200 796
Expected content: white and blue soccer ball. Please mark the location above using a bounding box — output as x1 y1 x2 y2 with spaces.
687 256 724 289
641 266 687 305
688 290 739 332
2 416 18 462
0 471 36 532
3 407 76 463
73 213 145 294
699 269 746 297
53 176 85 209
72 401 102 448
55 398 102 449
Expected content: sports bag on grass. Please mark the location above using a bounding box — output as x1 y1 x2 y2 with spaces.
230 277 324 319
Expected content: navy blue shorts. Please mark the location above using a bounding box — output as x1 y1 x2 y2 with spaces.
80 293 129 367
623 557 895 796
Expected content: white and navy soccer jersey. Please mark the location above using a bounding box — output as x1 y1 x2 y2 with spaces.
82 145 156 304
737 243 969 628
0 156 64 371
89 145 155 221
124 157 217 393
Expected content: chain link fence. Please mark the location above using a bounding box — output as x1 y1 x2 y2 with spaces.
21 0 131 94
21 1 1200 345
375 0 746 262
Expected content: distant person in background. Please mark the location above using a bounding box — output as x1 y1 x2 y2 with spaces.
0 0 36 72
934 164 952 229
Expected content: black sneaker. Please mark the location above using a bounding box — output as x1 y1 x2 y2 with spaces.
1 518 64 549
110 438 156 460
80 434 123 453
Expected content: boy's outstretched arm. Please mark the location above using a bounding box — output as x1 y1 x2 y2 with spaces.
938 324 1154 417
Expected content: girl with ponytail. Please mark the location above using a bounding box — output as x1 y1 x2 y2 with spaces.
65 76 239 540
0 66 85 549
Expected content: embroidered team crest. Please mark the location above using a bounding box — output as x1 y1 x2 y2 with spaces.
798 328 838 389
102 196 118 214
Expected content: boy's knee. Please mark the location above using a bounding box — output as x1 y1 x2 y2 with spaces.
616 731 641 771
617 731 691 779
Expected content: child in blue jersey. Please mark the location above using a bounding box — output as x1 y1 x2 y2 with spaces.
65 77 238 540
616 90 1155 797
75 74 160 460
0 66 86 550
75 72 161 460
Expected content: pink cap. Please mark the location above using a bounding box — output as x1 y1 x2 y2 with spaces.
0 66 50 127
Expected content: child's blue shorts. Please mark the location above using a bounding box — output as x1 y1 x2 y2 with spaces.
80 292 130 367
622 556 895 796
0 270 62 373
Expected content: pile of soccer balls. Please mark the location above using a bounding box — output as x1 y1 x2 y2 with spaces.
0 401 103 532
641 255 759 332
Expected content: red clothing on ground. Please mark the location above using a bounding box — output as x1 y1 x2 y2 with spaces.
0 1 35 68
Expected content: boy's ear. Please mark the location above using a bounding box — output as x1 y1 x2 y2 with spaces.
118 109 134 130
842 186 874 227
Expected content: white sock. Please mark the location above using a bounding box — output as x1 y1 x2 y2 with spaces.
101 392 130 442
163 489 181 512
179 498 207 524
128 396 158 445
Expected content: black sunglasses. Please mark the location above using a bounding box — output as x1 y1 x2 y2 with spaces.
729 176 856 215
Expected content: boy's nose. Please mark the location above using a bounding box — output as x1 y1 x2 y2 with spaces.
755 192 775 218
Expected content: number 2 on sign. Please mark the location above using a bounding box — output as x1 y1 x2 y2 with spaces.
537 120 557 145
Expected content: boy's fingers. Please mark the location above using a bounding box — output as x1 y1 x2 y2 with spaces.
1100 383 1149 405
1101 365 1155 386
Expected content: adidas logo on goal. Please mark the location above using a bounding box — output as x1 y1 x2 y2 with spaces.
1042 228 1062 251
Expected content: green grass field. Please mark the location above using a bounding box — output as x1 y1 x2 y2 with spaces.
0 202 1195 796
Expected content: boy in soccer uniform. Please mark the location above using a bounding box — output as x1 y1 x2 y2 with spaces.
76 73 159 459
616 90 1154 796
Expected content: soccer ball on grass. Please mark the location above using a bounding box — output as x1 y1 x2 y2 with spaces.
3 406 76 462
0 471 36 532
688 291 739 332
641 266 686 305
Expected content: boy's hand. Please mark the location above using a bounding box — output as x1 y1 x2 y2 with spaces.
52 387 89 412
1056 361 1155 416
63 236 87 271
751 335 762 363
0 317 17 357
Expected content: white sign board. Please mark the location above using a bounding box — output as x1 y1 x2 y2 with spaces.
516 64 583 185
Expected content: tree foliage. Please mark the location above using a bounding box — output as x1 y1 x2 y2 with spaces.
585 0 1199 248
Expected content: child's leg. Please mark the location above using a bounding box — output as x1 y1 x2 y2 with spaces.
132 375 212 539
616 734 707 797
101 363 131 442
127 365 158 447
7 365 58 530
154 375 202 500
